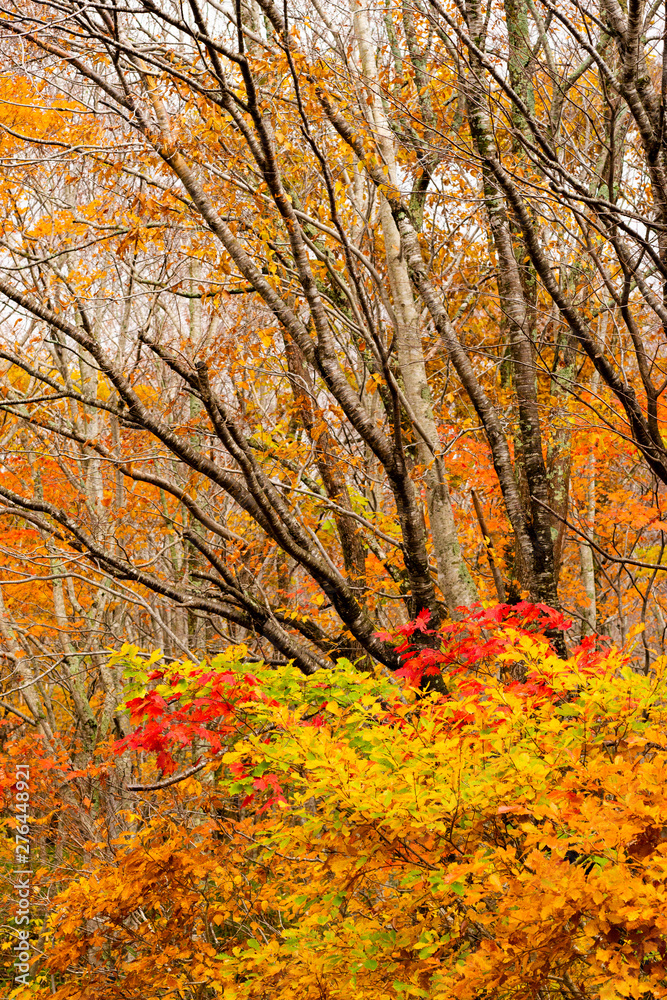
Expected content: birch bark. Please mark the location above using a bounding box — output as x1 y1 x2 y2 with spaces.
580 370 599 636
351 0 477 613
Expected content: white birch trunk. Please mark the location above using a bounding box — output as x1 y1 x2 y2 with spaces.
351 0 477 612
579 370 598 635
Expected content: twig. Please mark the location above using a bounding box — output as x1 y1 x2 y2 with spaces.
471 490 506 601
126 759 208 792
533 498 667 572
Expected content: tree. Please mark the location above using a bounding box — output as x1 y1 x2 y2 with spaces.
1 0 667 677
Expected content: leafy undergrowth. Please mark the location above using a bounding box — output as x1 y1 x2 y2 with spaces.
5 605 667 999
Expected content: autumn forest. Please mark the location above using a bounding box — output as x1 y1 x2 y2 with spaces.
1 0 667 996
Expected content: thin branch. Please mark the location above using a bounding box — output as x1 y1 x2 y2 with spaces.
126 759 208 792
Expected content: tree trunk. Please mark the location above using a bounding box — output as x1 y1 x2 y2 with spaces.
351 0 477 614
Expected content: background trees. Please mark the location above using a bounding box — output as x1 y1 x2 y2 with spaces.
0 0 666 705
